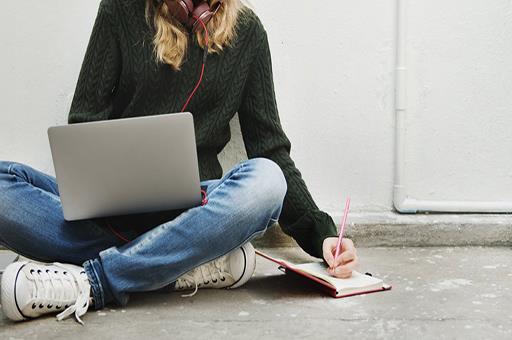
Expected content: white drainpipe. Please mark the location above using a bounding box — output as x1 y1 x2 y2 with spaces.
393 0 512 213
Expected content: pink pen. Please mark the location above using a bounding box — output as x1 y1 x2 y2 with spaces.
332 197 351 268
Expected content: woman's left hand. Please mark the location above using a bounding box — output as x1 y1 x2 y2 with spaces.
322 237 359 278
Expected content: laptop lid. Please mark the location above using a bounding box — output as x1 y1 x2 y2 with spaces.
48 112 202 221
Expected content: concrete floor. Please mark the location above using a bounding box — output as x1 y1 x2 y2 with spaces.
0 246 511 340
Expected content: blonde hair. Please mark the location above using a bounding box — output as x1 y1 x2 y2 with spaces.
145 0 244 70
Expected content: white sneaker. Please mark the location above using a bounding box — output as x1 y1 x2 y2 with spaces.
1 261 91 324
174 242 256 297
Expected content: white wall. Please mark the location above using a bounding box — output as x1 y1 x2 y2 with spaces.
249 1 396 214
1 0 511 216
403 0 512 204
0 1 101 175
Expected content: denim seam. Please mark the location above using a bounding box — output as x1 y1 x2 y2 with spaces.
6 164 19 183
205 162 247 199
86 260 106 309
5 165 61 202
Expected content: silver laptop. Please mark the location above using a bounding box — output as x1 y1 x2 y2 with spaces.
47 112 202 221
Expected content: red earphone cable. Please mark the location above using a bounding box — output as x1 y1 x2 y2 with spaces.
180 18 209 112
107 221 131 243
180 64 205 112
109 18 210 245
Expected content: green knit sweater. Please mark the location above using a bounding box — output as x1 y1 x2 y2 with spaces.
68 0 338 258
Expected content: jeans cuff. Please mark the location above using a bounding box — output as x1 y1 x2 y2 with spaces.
83 258 110 310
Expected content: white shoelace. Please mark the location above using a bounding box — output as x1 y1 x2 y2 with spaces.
29 263 91 325
175 257 234 297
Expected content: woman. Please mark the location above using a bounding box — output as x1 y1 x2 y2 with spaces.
0 0 358 324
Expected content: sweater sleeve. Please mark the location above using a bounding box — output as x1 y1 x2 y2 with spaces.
68 0 121 124
237 28 338 259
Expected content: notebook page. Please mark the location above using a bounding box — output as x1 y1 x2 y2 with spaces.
293 262 383 291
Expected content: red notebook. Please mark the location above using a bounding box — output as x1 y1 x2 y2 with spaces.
256 250 392 298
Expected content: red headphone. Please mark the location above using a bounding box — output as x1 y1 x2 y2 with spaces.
163 0 222 32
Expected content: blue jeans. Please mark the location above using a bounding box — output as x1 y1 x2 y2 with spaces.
0 157 287 309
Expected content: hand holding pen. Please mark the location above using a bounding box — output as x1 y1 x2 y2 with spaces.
322 197 359 278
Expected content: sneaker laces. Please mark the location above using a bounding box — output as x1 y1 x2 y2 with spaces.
29 262 90 325
175 256 234 297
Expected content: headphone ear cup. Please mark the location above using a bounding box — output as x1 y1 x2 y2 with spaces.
189 1 214 32
165 0 194 25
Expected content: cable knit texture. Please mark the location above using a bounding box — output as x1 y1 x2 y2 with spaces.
68 0 338 258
